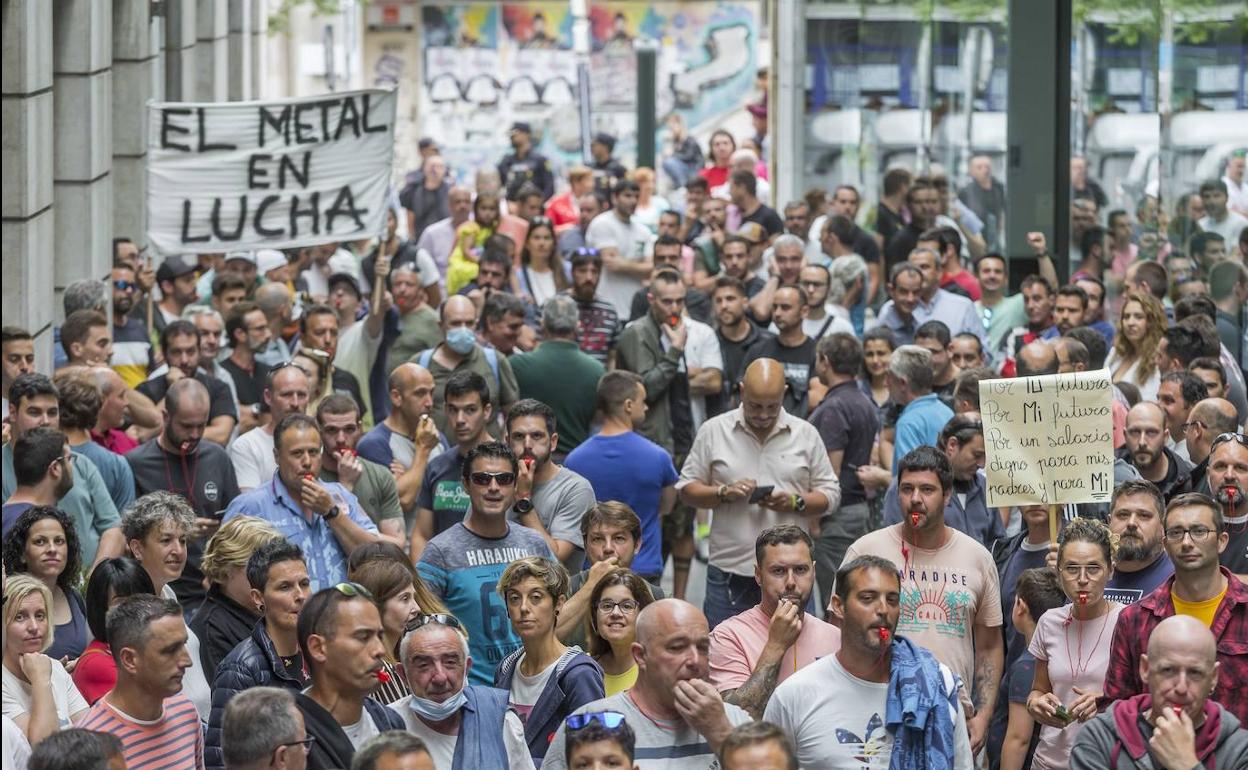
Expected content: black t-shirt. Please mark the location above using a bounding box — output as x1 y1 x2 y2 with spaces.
741 204 784 237
808 380 880 506
126 438 241 607
851 225 882 265
717 325 773 403
884 224 923 272
876 202 905 245
137 371 238 422
1222 518 1248 575
220 358 270 406
742 335 817 417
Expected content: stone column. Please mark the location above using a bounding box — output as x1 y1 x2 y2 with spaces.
165 0 197 100
52 0 114 313
249 0 267 99
113 0 157 250
227 0 251 101
197 0 229 101
1 0 55 359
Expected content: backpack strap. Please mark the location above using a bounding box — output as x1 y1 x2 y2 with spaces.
483 346 500 383
417 349 433 368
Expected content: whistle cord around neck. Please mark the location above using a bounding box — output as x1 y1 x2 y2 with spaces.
162 445 199 508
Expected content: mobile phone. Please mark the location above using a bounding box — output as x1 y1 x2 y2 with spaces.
748 485 775 504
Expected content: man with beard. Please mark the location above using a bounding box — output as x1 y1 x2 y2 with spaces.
1118 402 1194 504
769 555 973 770
691 197 731 292
709 525 841 719
506 399 596 569
743 285 817 418
3 373 123 568
544 600 753 770
884 178 940 271
1052 284 1089 336
1102 492 1248 723
834 446 1003 755
1205 433 1248 579
127 378 241 608
315 394 405 547
110 260 154 388
222 301 273 428
1103 480 1174 605
586 179 656 318
137 320 238 445
712 275 772 413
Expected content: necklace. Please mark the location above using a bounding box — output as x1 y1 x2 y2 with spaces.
1062 603 1113 678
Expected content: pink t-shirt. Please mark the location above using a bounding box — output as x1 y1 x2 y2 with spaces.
834 524 1004 689
1028 602 1125 770
709 606 842 693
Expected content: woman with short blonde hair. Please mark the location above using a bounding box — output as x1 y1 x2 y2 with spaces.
191 516 280 675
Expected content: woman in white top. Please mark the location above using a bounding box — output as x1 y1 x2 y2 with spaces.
1024 518 1125 770
630 167 670 234
1 575 89 744
122 491 212 721
1107 291 1165 402
518 217 567 309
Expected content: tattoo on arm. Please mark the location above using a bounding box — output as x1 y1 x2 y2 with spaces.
724 660 782 720
972 656 999 714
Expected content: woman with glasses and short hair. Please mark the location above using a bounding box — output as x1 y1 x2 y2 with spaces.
494 556 604 766
584 568 655 696
1023 518 1125 770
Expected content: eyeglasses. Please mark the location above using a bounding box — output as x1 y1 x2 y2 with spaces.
1211 433 1248 451
595 599 639 615
565 711 627 731
469 471 516 487
1061 564 1105 579
275 736 316 754
406 613 464 633
113 280 138 292
1164 526 1215 543
1180 420 1208 433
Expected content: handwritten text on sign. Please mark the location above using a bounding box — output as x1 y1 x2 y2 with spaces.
146 89 397 255
978 370 1115 507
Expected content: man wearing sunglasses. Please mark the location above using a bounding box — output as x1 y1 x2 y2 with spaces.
1205 432 1248 579
1103 491 1248 724
395 613 533 770
416 442 555 686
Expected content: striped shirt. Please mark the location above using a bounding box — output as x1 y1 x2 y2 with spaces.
79 693 204 770
567 293 621 366
112 317 153 388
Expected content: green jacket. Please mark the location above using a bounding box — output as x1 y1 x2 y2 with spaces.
615 314 683 455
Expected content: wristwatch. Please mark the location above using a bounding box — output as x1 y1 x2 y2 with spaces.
792 494 807 513
322 505 341 521
514 498 534 515
716 484 729 502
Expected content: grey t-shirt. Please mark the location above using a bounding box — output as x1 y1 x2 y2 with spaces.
541 690 751 770
509 466 597 568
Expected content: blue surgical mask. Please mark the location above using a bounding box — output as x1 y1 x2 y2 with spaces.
407 686 467 722
445 327 476 355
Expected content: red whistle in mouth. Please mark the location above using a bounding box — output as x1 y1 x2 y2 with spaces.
1078 593 1089 605
1172 705 1183 718
910 511 921 526
179 441 192 454
303 473 315 481
1223 486 1239 503
668 315 680 328
375 670 390 684
524 457 534 470
878 628 890 642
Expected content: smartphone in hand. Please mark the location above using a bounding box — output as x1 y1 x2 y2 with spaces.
748 485 775 504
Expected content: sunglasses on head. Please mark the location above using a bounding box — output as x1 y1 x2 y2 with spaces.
330 582 374 600
1212 432 1248 451
565 711 627 731
406 612 464 633
469 471 516 487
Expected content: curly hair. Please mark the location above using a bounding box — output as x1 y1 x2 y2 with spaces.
1113 292 1167 388
121 491 196 543
1057 516 1119 566
585 568 656 659
2 506 82 593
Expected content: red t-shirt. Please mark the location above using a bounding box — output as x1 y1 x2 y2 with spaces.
92 428 139 455
941 270 982 301
698 165 730 189
545 192 579 230
71 639 116 705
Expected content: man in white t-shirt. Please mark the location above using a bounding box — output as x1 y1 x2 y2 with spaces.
229 363 310 490
395 615 533 770
328 266 389 427
766 555 974 770
543 599 753 770
1198 177 1248 243
829 445 1003 757
586 179 657 318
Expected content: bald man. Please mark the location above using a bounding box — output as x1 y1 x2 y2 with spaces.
229 363 311 490
1074 615 1248 769
678 359 841 628
543 600 753 770
1182 397 1239 489
414 294 518 440
1015 338 1059 378
356 363 447 552
1118 402 1194 503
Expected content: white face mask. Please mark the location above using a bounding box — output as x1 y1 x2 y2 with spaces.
407 685 467 721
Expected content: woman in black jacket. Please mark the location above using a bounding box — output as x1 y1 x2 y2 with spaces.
191 516 279 676
205 538 312 770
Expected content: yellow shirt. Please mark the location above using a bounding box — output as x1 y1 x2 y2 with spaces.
1172 586 1227 627
602 665 638 696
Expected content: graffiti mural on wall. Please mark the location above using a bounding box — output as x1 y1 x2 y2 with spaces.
418 1 759 184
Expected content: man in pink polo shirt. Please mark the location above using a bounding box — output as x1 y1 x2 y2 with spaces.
708 524 841 718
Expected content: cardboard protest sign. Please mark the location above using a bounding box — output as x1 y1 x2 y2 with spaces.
978 370 1115 508
146 89 397 254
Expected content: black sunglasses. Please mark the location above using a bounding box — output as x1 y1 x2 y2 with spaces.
469 471 516 487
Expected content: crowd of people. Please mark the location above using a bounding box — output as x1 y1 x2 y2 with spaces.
2 116 1247 770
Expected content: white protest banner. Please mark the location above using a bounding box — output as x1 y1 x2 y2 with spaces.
146 89 397 255
978 370 1115 508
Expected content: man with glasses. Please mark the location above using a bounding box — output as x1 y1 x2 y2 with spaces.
544 599 753 770
1103 491 1248 723
708 525 840 720
225 413 381 590
1183 397 1240 492
1118 402 1194 504
1205 431 1248 578
789 264 853 342
292 584 404 769
416 442 555 685
221 686 313 770
394 613 533 769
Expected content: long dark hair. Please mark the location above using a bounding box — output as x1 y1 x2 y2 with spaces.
2 506 82 593
585 568 655 659
520 217 568 292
